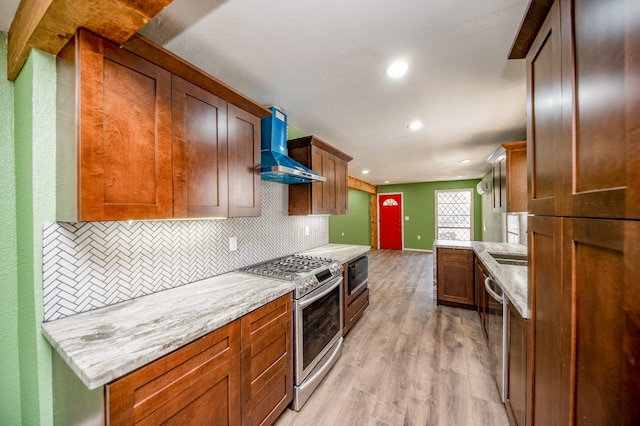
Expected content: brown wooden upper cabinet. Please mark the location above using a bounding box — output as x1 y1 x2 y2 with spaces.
287 136 352 215
526 0 640 219
57 29 267 222
489 141 527 213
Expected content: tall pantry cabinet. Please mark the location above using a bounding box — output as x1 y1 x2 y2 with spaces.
516 0 640 424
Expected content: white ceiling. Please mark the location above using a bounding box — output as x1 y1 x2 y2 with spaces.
2 0 529 185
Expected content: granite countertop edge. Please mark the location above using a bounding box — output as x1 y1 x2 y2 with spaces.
299 243 371 264
41 243 371 390
433 240 529 319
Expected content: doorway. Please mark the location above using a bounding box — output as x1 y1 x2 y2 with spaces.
378 193 403 250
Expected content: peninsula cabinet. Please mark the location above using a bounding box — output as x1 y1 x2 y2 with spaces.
525 0 640 219
106 294 293 426
57 28 266 222
436 248 475 309
489 141 527 213
287 136 352 215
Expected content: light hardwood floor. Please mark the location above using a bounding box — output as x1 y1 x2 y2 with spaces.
275 249 509 426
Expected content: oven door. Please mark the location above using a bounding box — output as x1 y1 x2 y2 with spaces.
294 276 343 385
347 255 368 296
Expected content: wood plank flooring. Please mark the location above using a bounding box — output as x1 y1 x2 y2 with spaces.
275 249 509 426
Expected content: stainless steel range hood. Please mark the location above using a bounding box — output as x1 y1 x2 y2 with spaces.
260 107 326 184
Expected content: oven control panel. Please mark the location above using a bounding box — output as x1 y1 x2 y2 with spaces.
296 264 342 298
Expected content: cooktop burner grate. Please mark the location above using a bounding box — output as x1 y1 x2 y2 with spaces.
238 255 335 281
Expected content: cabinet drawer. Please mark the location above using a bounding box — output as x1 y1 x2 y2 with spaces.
347 288 369 324
241 294 291 349
240 294 293 426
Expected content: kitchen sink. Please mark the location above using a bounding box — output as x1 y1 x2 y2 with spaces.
489 252 528 266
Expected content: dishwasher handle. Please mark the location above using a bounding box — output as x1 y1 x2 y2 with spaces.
484 277 503 303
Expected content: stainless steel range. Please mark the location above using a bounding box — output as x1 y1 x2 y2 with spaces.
239 255 343 410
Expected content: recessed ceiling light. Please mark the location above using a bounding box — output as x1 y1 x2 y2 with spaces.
457 175 463 179
386 60 408 78
384 180 390 184
408 120 423 130
461 159 471 164
362 170 369 174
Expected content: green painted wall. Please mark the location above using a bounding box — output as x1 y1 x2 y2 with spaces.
13 47 56 425
0 32 22 426
287 124 308 140
329 189 371 245
480 170 503 242
378 179 482 251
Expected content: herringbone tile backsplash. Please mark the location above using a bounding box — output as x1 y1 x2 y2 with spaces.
42 182 328 321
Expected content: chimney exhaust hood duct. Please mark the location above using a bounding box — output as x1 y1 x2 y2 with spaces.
259 106 326 184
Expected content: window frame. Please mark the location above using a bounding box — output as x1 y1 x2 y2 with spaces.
434 188 475 241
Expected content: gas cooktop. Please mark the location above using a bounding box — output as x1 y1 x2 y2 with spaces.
238 255 342 298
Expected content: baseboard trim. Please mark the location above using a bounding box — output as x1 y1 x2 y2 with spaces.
402 248 433 253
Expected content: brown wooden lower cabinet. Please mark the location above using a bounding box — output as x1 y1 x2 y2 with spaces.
530 216 640 425
344 287 369 336
475 256 490 336
107 321 242 425
506 303 529 426
342 255 370 336
436 248 475 308
240 294 293 426
107 294 293 426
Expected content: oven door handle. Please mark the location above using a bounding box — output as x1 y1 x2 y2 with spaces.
299 277 343 308
484 277 503 303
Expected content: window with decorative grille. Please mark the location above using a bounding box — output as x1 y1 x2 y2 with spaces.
435 189 474 241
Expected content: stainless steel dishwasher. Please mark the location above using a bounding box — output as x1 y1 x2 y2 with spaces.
484 276 508 402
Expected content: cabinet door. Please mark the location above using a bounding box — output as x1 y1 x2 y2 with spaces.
526 1 563 216
240 294 293 426
492 158 505 213
172 76 228 218
107 321 241 425
228 104 261 217
436 248 474 307
506 303 529 426
323 152 338 214
564 218 640 425
78 29 173 221
561 0 640 219
505 142 527 213
529 215 570 426
310 146 327 214
334 156 348 214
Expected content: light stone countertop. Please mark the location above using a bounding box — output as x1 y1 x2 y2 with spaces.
299 243 371 264
433 240 529 319
41 243 370 391
41 273 295 390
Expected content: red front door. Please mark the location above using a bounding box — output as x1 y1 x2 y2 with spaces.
379 194 402 250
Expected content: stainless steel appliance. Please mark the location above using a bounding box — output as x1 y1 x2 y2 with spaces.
484 276 508 402
347 254 368 296
239 255 343 410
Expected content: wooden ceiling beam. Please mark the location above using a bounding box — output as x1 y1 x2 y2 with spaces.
348 176 376 195
7 0 174 80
